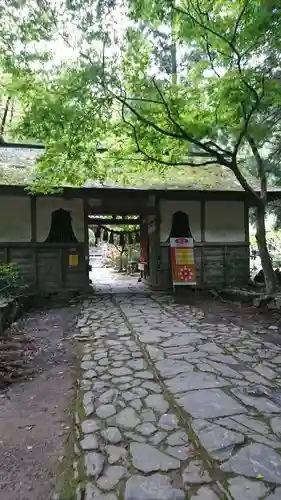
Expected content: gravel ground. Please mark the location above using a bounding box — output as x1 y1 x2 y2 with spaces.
0 301 79 500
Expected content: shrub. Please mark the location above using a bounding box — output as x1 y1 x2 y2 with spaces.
0 263 22 294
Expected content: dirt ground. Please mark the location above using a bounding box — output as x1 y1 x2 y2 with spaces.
0 300 79 500
175 289 281 344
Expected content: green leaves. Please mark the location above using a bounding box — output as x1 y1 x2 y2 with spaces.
1 0 281 194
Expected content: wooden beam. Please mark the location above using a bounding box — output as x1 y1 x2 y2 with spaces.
0 142 210 156
0 184 280 203
88 217 140 225
87 207 156 215
0 142 44 150
0 141 107 152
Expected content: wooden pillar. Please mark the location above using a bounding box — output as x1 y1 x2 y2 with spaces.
30 196 37 242
201 199 206 288
30 196 38 287
244 201 250 244
83 199 90 285
139 215 148 279
201 199 206 242
4 247 9 264
244 201 250 282
59 247 64 289
154 198 161 287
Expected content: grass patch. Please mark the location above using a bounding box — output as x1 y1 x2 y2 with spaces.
58 341 88 500
59 388 88 500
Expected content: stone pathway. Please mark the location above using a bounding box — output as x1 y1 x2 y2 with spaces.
74 270 281 499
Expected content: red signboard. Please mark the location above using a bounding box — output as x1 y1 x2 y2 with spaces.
140 234 147 264
170 237 196 286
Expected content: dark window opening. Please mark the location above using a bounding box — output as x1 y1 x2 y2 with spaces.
45 208 78 243
167 210 193 240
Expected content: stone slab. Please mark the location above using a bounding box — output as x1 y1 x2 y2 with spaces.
190 486 220 500
228 476 269 500
85 451 105 478
97 465 126 490
177 389 247 418
192 419 245 460
182 460 211 484
166 372 228 394
155 359 193 378
130 442 180 473
115 408 140 429
124 474 185 500
221 444 281 483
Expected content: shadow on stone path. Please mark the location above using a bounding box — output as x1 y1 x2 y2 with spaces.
74 269 281 499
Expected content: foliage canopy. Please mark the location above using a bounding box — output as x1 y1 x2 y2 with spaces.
2 0 281 291
0 0 279 193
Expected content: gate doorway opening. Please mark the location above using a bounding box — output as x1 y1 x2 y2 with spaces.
88 215 145 293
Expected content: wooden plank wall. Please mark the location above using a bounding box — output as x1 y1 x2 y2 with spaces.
10 248 35 284
158 244 249 290
155 197 250 290
0 245 89 291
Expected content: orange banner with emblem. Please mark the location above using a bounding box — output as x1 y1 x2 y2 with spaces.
170 237 196 285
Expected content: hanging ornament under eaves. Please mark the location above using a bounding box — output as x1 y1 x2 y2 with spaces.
95 226 101 239
103 228 108 242
119 233 125 247
109 231 114 245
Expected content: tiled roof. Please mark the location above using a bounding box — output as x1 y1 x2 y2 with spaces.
0 144 280 192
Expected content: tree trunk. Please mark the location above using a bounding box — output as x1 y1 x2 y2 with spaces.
255 203 276 294
0 96 11 140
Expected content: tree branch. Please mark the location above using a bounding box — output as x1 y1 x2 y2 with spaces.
174 0 259 101
109 87 187 142
151 77 191 137
173 2 239 57
125 97 163 105
0 96 11 139
230 160 261 202
173 0 264 165
201 140 232 157
9 98 14 125
201 35 221 78
230 0 249 44
120 97 219 167
233 85 264 158
150 77 232 162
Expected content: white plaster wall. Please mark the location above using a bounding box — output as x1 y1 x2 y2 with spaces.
160 200 201 242
0 196 31 242
36 198 84 242
205 201 245 242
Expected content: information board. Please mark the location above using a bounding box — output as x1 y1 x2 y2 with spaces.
170 237 196 286
69 254 79 267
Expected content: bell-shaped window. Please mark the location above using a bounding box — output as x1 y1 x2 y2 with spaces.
45 208 78 243
168 210 193 240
